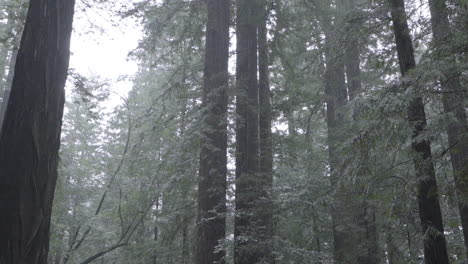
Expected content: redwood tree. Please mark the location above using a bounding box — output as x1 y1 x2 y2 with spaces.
234 0 260 262
0 0 75 263
196 0 230 263
319 3 354 262
389 0 449 262
427 0 468 256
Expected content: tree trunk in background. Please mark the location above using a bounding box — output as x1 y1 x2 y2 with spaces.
342 1 380 261
196 0 229 263
153 196 160 264
258 0 274 262
427 0 468 257
0 0 75 263
389 0 449 263
234 0 262 262
325 43 354 264
182 226 189 264
386 232 405 264
0 4 26 122
320 2 355 263
0 48 17 128
0 47 8 94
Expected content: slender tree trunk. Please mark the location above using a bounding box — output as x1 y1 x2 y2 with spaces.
153 196 159 264
258 0 274 263
311 207 322 264
0 0 75 263
386 232 405 264
0 47 8 93
182 226 189 264
341 1 382 261
234 0 264 262
196 0 230 264
389 0 449 263
427 0 468 257
0 48 17 128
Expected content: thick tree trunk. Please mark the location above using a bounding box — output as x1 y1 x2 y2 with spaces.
427 0 468 257
258 0 274 263
196 0 230 264
234 0 262 262
389 0 449 263
0 0 75 263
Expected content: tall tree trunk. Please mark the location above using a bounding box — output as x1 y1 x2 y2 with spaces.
388 0 449 263
258 0 274 263
319 2 355 263
234 0 262 262
0 0 75 263
427 0 468 257
196 0 230 264
341 1 381 262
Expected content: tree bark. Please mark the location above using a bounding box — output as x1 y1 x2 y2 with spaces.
196 0 230 264
0 0 75 263
389 0 449 263
427 0 468 257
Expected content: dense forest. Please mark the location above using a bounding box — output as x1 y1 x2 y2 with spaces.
0 0 467 263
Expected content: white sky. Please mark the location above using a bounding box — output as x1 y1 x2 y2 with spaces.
68 4 141 109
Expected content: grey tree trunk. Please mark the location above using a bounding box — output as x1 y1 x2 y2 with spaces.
389 0 449 263
0 0 75 263
427 0 468 257
196 0 230 264
258 0 274 262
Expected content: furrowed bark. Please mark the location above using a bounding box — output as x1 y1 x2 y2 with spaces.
0 0 75 263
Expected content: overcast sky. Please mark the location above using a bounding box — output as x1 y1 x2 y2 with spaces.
68 3 141 109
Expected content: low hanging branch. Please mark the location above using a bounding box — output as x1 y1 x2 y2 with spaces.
79 242 129 264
